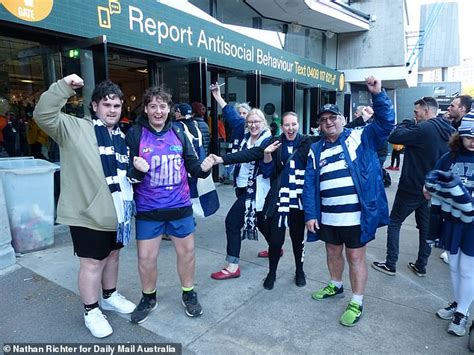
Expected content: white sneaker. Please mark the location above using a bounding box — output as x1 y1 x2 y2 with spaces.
84 308 113 338
437 301 457 320
440 251 449 264
101 291 136 314
448 312 469 337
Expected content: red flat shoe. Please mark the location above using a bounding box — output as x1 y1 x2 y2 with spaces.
211 267 240 280
257 249 283 258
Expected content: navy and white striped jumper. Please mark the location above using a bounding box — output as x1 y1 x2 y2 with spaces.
319 140 361 226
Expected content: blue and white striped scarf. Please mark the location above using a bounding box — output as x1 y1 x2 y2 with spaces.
425 170 473 225
276 160 304 228
239 130 272 240
425 169 473 252
93 116 135 245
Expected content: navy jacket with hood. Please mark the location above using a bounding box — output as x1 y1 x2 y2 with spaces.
222 104 245 147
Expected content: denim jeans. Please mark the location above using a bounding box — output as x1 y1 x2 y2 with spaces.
385 189 431 271
225 188 265 264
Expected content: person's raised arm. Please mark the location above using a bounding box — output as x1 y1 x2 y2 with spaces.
365 76 381 95
363 76 395 148
33 74 84 144
210 83 227 109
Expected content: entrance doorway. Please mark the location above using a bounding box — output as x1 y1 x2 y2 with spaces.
107 52 148 122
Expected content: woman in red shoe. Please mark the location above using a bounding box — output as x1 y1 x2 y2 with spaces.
209 112 318 288
210 107 272 280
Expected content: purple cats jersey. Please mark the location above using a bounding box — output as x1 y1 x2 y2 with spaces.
134 128 191 212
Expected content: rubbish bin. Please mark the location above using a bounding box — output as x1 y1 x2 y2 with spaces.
0 159 59 253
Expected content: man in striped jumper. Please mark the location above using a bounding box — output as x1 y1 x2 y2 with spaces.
302 76 395 327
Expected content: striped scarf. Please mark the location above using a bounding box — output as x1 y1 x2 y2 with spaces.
277 161 305 228
239 130 272 240
276 136 304 227
93 116 135 245
425 169 473 252
425 170 473 224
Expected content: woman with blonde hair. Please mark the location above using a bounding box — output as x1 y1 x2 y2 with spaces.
210 107 272 280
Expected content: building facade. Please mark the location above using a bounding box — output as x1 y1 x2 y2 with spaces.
0 0 357 144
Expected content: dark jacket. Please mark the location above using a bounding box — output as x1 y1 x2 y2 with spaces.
193 116 210 155
260 133 319 217
220 132 273 187
3 121 20 157
345 115 365 129
220 137 273 166
222 104 245 145
302 90 395 243
176 118 199 137
388 117 455 196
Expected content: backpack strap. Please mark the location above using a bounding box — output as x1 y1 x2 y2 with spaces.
193 120 203 147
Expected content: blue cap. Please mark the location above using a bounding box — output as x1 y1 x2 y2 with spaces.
318 104 341 118
175 103 192 118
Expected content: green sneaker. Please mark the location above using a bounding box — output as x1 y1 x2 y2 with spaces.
340 301 363 327
311 283 344 300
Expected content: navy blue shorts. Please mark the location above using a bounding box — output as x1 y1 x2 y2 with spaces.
319 224 369 249
135 216 195 240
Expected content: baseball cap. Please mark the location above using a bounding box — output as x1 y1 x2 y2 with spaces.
458 111 474 137
175 103 192 118
318 104 342 118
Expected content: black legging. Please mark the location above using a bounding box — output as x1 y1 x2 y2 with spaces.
265 209 305 276
391 150 401 168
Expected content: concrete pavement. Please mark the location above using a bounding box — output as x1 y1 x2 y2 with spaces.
1 168 473 354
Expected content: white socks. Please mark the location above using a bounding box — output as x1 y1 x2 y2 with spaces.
351 294 364 306
227 263 239 272
331 280 343 288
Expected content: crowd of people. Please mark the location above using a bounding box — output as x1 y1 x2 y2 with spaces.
0 98 55 160
32 73 472 348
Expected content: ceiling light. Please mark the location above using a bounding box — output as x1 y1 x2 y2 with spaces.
136 68 148 73
20 79 34 83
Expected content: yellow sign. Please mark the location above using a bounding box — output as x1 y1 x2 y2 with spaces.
98 0 121 29
0 0 54 22
339 73 345 92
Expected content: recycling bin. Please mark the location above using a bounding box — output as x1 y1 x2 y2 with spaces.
0 159 59 253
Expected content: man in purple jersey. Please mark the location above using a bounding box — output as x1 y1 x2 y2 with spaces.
126 86 214 323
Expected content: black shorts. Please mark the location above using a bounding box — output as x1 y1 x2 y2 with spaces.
319 224 368 249
70 226 123 260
